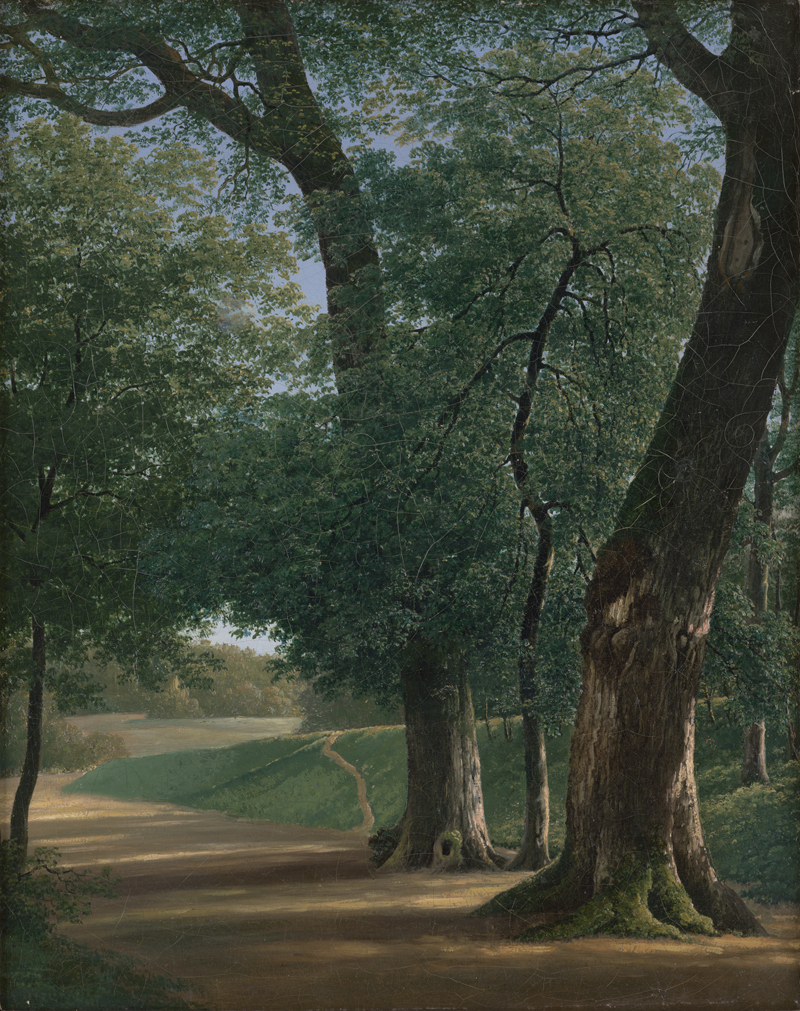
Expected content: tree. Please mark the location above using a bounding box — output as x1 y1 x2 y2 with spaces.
2 0 507 872
352 45 716 869
0 1 382 386
740 348 799 783
479 0 799 938
1 114 306 855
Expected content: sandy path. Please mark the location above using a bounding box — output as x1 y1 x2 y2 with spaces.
2 773 798 1011
323 731 375 832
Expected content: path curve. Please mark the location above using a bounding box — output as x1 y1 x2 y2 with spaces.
322 732 375 832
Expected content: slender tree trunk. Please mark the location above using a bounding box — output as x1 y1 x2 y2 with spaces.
508 509 554 871
477 0 799 937
381 639 502 871
741 429 773 783
9 616 46 859
742 722 770 785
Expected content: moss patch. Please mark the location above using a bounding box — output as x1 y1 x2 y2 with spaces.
516 856 715 942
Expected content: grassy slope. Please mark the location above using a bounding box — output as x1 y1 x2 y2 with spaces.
63 714 798 903
63 733 326 804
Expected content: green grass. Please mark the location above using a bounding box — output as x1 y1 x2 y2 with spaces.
331 726 409 828
63 713 798 903
695 717 798 905
63 732 326 804
475 721 572 854
184 736 364 831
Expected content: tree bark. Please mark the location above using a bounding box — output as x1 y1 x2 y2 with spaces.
9 615 46 859
477 0 799 938
507 508 554 871
381 639 502 871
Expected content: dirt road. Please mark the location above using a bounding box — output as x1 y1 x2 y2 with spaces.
2 773 798 1011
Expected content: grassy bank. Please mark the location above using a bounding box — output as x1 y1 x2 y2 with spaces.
64 713 798 904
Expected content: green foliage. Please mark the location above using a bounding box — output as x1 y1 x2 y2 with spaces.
295 679 403 732
0 694 128 775
0 843 118 940
65 643 303 720
148 30 717 735
2 112 308 704
185 644 302 718
696 721 799 905
2 933 198 1011
704 582 799 726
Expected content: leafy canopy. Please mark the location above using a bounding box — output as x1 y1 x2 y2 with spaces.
1 114 309 702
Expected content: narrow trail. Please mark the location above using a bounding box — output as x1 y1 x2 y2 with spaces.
322 732 375 832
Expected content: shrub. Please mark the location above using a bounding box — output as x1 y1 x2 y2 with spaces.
0 844 198 1009
0 843 118 940
296 680 403 732
1 695 128 775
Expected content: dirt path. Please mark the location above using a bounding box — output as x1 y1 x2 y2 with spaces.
323 731 375 832
3 774 798 1011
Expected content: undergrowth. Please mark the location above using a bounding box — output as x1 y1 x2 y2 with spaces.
0 843 198 1010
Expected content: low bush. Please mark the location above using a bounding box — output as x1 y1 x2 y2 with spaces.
2 933 200 1011
1 695 128 775
295 681 403 732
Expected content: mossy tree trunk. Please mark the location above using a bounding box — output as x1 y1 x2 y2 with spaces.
9 615 46 860
478 0 799 938
382 639 502 871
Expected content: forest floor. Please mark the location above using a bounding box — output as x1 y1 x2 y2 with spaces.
1 765 798 1011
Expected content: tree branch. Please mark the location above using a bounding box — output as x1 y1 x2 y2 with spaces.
630 1 733 124
0 74 181 125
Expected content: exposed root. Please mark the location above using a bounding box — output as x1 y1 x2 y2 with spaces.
517 856 716 942
472 851 575 917
376 817 503 873
473 850 718 941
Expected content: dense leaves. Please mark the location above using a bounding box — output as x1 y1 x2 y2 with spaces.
2 114 308 695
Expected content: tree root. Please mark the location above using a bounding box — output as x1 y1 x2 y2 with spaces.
473 850 719 941
373 818 503 872
472 851 575 917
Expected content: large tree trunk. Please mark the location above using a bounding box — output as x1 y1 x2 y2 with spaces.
476 0 799 938
9 616 46 859
381 639 502 871
234 1 384 387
